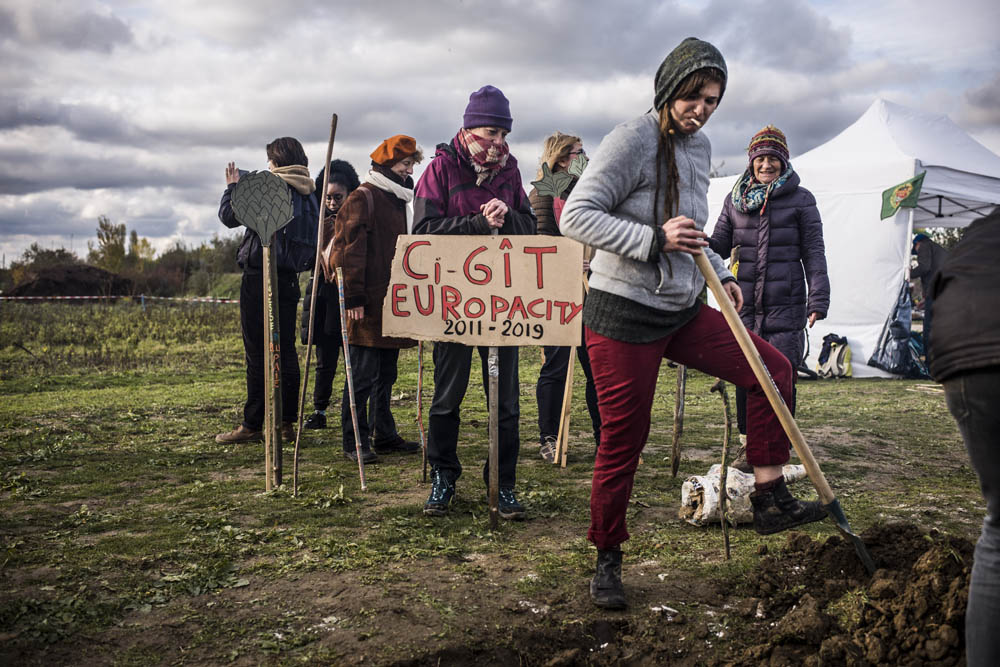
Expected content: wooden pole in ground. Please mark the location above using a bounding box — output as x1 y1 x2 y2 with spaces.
711 379 732 560
336 266 367 492
554 349 575 467
417 341 428 483
293 113 338 497
262 244 283 488
555 273 589 468
488 229 500 529
670 364 687 477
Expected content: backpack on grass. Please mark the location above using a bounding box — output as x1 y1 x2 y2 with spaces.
816 333 852 378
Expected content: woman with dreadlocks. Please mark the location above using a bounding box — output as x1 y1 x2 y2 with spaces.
561 38 826 610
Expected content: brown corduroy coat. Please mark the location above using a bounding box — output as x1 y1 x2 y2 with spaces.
327 183 416 349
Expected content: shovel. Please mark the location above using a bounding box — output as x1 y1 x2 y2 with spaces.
694 252 876 574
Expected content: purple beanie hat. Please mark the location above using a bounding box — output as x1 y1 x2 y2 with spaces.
463 85 513 131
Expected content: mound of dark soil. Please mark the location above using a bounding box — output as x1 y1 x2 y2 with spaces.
740 522 972 665
8 264 130 297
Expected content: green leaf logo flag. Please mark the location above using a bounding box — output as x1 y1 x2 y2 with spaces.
567 152 588 178
880 171 926 220
531 162 575 200
231 170 294 245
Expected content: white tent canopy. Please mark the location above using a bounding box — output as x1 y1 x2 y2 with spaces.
706 99 1000 377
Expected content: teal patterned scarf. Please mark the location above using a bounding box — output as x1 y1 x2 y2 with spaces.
731 165 792 215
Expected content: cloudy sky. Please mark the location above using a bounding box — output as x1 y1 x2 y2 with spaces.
1 0 998 265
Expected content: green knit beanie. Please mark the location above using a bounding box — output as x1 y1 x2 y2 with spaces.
653 37 727 111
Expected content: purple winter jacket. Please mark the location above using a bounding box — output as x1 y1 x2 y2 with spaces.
709 170 830 335
413 138 536 236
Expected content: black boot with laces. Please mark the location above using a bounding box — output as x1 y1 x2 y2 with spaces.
423 468 455 516
750 476 827 535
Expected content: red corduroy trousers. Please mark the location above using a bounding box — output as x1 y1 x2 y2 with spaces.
586 303 794 549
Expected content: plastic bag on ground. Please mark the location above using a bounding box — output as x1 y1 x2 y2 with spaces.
679 464 808 526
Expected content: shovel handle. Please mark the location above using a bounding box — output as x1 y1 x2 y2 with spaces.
694 252 836 505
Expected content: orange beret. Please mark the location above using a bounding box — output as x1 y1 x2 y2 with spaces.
370 134 418 166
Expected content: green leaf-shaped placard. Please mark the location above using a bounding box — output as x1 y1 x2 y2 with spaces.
530 162 574 200
567 153 588 177
231 171 294 246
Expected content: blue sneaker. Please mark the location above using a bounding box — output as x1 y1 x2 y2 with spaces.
498 487 526 520
424 469 455 516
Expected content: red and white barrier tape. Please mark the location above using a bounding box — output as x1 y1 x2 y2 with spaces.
0 295 238 303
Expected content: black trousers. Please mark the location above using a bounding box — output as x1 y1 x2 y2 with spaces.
239 271 300 430
536 344 601 444
427 342 521 488
341 346 401 452
312 332 341 412
944 367 1000 667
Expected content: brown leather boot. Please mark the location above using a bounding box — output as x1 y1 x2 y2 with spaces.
215 424 262 444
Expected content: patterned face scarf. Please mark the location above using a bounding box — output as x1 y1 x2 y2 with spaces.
455 129 509 186
731 164 792 215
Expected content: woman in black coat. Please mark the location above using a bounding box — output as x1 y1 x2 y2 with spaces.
709 125 830 459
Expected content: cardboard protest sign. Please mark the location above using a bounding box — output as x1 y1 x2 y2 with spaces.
382 235 584 346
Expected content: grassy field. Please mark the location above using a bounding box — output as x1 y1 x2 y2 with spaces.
0 301 981 665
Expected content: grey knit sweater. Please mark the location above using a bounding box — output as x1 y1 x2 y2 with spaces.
560 110 732 338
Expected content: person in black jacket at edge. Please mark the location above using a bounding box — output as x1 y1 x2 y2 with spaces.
929 206 1000 667
300 159 361 430
215 137 319 444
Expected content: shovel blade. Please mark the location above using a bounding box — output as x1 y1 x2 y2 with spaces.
823 499 876 574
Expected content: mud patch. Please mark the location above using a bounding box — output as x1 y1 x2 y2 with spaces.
738 522 971 665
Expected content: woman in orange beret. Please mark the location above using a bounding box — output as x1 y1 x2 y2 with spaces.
329 135 423 464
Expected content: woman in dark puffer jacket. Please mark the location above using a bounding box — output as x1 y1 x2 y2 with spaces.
709 125 830 458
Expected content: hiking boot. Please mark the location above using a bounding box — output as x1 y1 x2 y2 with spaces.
750 477 828 535
498 487 526 520
304 411 327 429
344 447 378 465
215 424 262 444
424 468 455 516
539 435 557 463
731 434 752 473
590 548 627 609
373 435 421 455
281 422 296 442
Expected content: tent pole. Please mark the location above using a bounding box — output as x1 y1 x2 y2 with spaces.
904 206 915 282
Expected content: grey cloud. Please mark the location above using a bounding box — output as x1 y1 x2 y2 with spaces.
0 144 205 195
713 0 851 72
0 99 145 145
961 72 1000 127
0 5 132 52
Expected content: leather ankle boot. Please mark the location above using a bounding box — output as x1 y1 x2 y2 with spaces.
591 549 626 609
750 477 827 535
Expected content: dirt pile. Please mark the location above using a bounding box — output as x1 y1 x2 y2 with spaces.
740 523 972 665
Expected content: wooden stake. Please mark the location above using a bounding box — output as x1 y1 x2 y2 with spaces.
336 266 367 492
488 229 500 529
670 364 687 477
262 244 283 489
293 113 338 497
417 341 428 483
554 347 575 467
711 379 732 560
